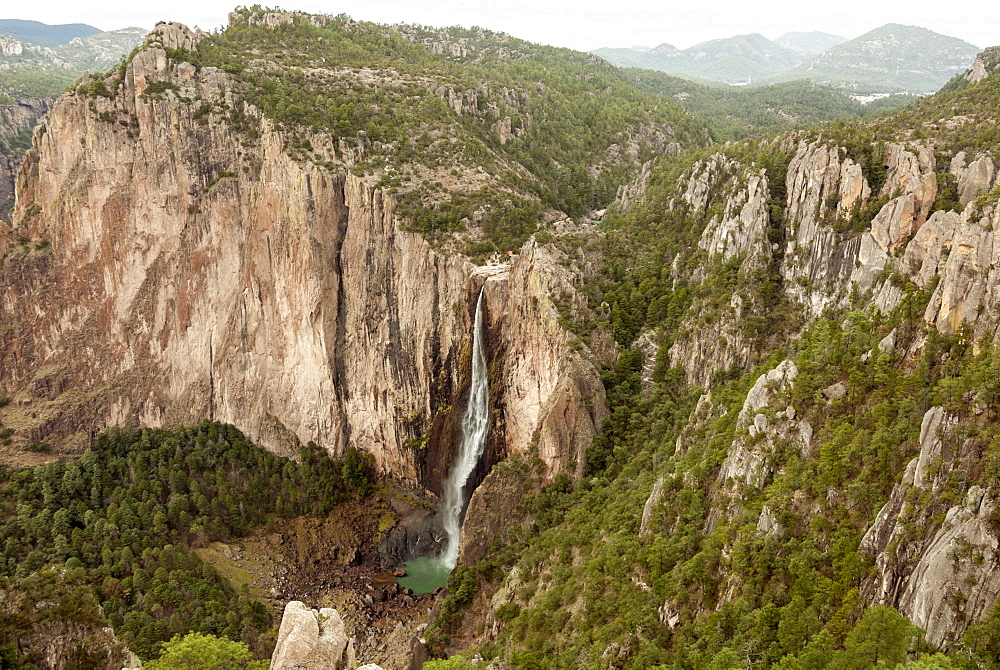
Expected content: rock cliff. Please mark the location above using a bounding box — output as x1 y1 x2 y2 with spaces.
862 407 1000 648
0 97 50 221
658 139 1000 387
614 127 1000 650
0 24 606 495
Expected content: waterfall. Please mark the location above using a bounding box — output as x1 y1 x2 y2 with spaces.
440 288 490 569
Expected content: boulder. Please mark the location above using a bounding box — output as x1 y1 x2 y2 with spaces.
270 601 350 670
821 382 847 402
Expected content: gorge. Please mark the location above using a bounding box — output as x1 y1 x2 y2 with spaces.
2 9 1000 670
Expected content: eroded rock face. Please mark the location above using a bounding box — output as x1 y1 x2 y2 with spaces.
922 204 1000 338
862 406 1000 648
2 40 469 477
0 98 51 221
715 360 802 492
0 25 606 488
899 487 1000 648
483 241 610 480
271 601 351 670
640 476 667 537
668 157 770 385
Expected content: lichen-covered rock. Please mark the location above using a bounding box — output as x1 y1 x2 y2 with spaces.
715 360 801 493
952 152 996 206
922 205 1000 338
640 476 667 536
898 486 1000 648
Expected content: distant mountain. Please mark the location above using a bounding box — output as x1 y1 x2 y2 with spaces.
591 45 675 70
55 27 148 71
775 31 846 55
773 23 980 93
593 33 809 84
0 19 101 48
0 27 146 99
684 33 807 81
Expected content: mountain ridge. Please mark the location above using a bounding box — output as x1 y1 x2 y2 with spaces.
0 18 102 47
770 23 980 92
594 22 979 92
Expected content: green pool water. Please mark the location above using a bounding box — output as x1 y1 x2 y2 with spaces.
396 556 451 594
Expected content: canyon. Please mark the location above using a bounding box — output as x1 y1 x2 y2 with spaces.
2 13 1000 670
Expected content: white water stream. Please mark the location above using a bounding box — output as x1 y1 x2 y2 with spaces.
439 288 490 569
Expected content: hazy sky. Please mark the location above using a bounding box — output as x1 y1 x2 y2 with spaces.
4 0 996 51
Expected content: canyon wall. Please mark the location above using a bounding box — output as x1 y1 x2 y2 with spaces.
0 98 50 221
645 139 1000 647
0 25 604 488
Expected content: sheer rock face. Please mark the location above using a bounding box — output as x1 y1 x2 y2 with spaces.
669 140 1000 386
0 25 605 487
483 242 610 480
861 407 1000 648
271 601 351 670
667 157 769 386
456 242 611 565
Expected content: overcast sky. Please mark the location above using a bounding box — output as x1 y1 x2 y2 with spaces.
4 0 996 51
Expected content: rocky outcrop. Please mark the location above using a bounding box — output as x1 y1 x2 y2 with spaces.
899 487 1000 648
483 241 611 480
667 156 772 385
0 25 606 489
640 476 667 536
0 98 51 221
891 193 1000 340
2 36 470 478
271 601 353 669
663 139 1000 386
861 406 1000 648
715 360 803 492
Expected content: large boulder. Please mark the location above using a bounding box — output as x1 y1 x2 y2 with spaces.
270 601 351 670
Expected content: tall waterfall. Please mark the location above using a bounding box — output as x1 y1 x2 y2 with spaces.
440 288 490 569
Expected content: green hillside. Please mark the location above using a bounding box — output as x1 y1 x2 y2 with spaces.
594 34 809 84
623 68 916 141
772 24 980 93
162 10 708 252
423 49 1000 670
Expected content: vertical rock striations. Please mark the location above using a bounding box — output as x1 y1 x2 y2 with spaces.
0 23 607 496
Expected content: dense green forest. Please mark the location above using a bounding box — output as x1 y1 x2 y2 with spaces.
623 70 916 142
0 422 374 666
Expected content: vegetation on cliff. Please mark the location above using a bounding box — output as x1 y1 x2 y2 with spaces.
425 50 1000 669
624 70 915 142
138 8 708 253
